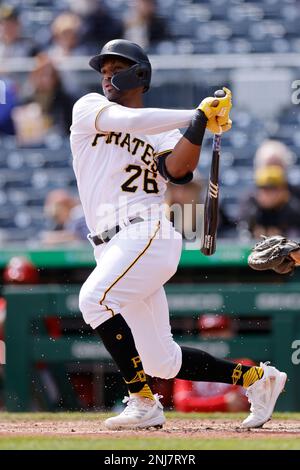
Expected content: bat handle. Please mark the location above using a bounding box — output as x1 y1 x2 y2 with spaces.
211 89 227 107
213 133 221 151
214 89 226 98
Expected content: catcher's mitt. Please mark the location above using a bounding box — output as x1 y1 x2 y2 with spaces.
248 235 300 274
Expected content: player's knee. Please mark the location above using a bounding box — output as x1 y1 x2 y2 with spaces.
143 342 182 379
79 284 120 328
145 360 178 379
79 283 102 321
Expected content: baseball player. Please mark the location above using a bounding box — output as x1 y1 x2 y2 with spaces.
70 39 287 430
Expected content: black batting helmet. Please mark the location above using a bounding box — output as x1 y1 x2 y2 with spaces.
89 39 152 93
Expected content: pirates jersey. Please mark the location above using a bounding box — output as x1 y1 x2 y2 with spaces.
70 93 181 234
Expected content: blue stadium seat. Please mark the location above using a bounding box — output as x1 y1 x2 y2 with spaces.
0 207 17 229
7 0 300 57
6 188 29 207
0 151 7 169
31 168 74 190
1 0 300 242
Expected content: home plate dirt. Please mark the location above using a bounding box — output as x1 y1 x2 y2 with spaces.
0 418 299 439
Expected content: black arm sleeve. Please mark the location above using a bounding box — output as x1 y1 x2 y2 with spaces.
183 109 207 146
156 153 193 185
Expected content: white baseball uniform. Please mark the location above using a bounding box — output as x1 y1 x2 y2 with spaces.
70 93 193 379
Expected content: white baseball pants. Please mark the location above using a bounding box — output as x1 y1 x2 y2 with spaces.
79 216 183 379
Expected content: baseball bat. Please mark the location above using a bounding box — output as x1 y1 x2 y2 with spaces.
200 89 225 256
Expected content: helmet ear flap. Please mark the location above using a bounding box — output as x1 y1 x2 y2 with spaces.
135 63 148 79
111 63 151 93
135 63 151 92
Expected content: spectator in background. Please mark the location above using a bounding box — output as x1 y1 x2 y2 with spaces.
254 139 300 201
173 315 254 413
41 189 88 244
48 12 86 60
238 165 300 239
0 78 18 135
12 54 75 144
254 140 293 170
0 5 38 59
68 0 123 53
25 53 75 133
123 0 170 51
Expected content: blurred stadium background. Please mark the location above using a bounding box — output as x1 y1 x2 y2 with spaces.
0 0 300 413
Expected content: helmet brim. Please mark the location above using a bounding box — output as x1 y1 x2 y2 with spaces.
89 52 137 73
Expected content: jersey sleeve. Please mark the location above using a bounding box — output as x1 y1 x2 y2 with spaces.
155 128 182 158
70 93 115 135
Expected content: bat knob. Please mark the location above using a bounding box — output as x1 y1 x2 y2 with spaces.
214 89 226 98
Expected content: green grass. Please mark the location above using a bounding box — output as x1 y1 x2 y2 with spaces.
0 412 299 450
1 411 299 421
0 436 299 450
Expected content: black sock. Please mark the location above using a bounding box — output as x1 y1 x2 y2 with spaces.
177 347 263 387
96 315 154 398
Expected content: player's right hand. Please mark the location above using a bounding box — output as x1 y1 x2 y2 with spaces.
198 87 232 134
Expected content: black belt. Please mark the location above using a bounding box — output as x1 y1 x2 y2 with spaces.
91 216 144 246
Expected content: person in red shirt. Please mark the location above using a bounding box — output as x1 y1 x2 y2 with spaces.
173 315 255 412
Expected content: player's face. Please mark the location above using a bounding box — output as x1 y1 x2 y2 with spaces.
256 185 289 209
101 58 131 103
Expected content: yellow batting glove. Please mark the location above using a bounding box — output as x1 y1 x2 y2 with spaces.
198 87 232 120
200 87 232 134
220 118 232 133
206 116 232 134
206 116 221 134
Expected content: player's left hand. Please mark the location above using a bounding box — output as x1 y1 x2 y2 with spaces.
198 87 232 119
206 116 232 134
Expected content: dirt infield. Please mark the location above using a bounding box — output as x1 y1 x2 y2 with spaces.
0 417 299 439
